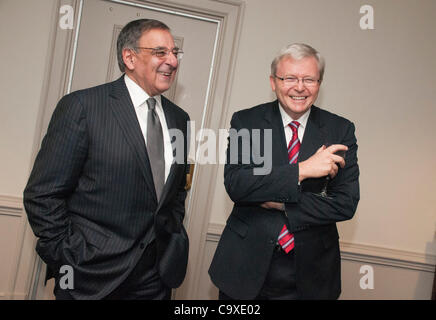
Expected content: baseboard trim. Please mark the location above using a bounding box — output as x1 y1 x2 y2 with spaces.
340 241 435 272
207 223 436 273
0 195 23 217
0 292 27 300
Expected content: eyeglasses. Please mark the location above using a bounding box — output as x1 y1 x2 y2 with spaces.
135 46 184 60
274 75 319 87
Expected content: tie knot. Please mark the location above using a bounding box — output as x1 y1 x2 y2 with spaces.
289 121 300 133
146 97 156 111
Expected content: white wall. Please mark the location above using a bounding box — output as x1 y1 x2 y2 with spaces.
0 0 56 196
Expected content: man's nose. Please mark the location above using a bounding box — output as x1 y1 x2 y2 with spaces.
166 51 178 68
295 79 305 91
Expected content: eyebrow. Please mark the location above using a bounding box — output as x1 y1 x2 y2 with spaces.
283 75 317 78
150 46 180 51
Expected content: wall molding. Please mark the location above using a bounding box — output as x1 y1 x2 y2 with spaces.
0 195 23 217
340 241 435 272
0 292 27 300
207 223 436 273
0 194 28 301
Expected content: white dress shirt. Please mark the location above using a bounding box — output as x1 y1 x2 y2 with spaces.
279 104 311 186
124 74 173 182
278 104 311 147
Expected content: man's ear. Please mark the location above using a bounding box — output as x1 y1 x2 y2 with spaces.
122 48 135 71
269 75 276 92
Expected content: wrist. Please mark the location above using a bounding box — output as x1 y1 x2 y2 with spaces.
298 162 306 182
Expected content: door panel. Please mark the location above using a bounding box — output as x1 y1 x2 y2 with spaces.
72 0 218 129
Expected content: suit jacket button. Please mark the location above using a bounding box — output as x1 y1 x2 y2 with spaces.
140 243 145 249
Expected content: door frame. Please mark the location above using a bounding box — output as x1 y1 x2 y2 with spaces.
20 0 244 299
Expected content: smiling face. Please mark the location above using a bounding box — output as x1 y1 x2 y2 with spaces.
125 28 178 96
270 56 321 119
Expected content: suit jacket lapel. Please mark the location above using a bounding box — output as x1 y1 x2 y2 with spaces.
265 101 325 164
108 76 157 201
264 101 289 166
299 106 325 162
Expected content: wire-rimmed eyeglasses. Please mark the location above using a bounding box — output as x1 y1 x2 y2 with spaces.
274 75 319 87
135 46 184 60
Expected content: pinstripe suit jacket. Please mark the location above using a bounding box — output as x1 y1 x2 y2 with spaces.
24 76 190 299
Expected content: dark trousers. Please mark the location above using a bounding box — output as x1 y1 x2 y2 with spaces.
219 245 298 300
55 240 171 300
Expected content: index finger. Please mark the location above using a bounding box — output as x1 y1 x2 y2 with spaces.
326 144 348 154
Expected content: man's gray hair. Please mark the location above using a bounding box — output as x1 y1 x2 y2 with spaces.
117 19 170 72
271 43 325 82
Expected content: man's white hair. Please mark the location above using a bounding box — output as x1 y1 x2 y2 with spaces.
271 43 325 82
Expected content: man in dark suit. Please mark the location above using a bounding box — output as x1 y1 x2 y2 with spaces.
24 19 190 300
209 43 360 299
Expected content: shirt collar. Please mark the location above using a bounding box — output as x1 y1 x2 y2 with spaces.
278 102 311 129
124 74 162 109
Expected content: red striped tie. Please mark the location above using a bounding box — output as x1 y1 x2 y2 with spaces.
278 121 300 253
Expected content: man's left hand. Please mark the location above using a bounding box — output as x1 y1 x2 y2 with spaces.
260 202 285 211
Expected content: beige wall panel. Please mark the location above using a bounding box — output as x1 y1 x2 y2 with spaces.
0 0 56 196
196 239 220 300
0 214 23 298
340 259 434 300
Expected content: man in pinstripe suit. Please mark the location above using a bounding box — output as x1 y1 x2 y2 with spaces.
24 19 190 299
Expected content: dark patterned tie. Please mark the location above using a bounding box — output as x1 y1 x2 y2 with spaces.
146 97 165 201
278 120 300 253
